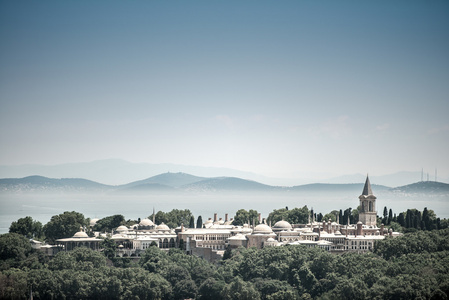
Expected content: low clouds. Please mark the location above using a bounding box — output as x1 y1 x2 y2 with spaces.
214 115 235 129
309 115 351 139
376 123 390 131
427 125 449 135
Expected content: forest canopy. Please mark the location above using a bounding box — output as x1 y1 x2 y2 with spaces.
1 228 448 299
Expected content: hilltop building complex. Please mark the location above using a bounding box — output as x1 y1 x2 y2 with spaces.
42 175 400 262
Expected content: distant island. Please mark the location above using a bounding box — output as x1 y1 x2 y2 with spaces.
1 172 449 196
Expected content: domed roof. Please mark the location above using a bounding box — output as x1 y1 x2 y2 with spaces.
139 219 154 226
266 237 276 242
89 218 100 227
73 231 89 238
253 223 273 234
156 223 170 230
273 220 292 230
116 225 128 232
228 233 247 240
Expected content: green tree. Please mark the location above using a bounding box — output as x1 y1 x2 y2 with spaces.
352 208 359 223
189 216 195 228
253 278 299 300
198 278 226 299
9 216 43 239
197 215 203 229
101 237 117 259
267 208 289 225
222 277 260 300
43 211 87 243
287 206 309 224
93 214 125 232
173 279 198 300
0 268 29 299
397 212 405 227
267 206 309 225
233 209 259 226
323 210 338 222
0 233 33 270
49 247 106 271
153 209 193 228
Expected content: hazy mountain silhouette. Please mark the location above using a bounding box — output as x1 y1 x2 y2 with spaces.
181 177 280 192
290 183 390 193
120 172 205 189
2 159 445 186
389 181 449 194
0 175 110 193
1 173 447 196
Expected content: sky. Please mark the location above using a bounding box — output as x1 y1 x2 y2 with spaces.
1 1 448 180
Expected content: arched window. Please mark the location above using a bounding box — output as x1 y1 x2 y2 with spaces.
169 238 175 248
159 239 163 248
163 238 169 248
361 202 365 212
369 201 373 212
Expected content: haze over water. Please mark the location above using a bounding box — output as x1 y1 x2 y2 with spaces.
1 192 447 234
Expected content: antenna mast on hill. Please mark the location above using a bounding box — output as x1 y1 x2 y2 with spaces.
435 168 437 182
427 173 429 182
421 168 424 182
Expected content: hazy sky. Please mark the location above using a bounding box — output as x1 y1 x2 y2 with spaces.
1 1 448 179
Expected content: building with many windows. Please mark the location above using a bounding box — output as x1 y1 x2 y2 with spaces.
43 175 400 261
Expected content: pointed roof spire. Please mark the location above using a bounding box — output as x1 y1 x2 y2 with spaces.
362 174 373 195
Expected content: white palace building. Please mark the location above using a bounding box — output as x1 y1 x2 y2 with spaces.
50 175 401 262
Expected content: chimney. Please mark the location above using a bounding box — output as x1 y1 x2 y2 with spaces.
357 221 362 236
214 213 217 222
225 213 228 222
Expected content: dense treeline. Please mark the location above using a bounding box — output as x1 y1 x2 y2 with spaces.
9 206 447 245
1 228 449 299
3 207 449 299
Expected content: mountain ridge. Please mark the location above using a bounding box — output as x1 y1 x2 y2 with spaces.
1 173 448 196
2 159 447 187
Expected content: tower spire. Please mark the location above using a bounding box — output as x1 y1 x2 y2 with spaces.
362 174 373 196
152 207 155 225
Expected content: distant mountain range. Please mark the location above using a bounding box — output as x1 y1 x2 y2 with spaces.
1 159 446 187
1 173 448 196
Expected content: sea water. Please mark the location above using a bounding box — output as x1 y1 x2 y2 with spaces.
1 192 448 234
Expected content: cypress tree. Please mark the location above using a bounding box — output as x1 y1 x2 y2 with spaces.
406 210 411 228
189 216 195 228
196 216 203 229
397 212 405 227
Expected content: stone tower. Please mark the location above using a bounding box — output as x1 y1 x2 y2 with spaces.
358 175 377 226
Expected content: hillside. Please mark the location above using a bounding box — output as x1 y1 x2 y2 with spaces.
2 174 446 196
120 172 205 189
181 177 280 192
390 181 449 194
0 175 110 193
290 183 390 193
